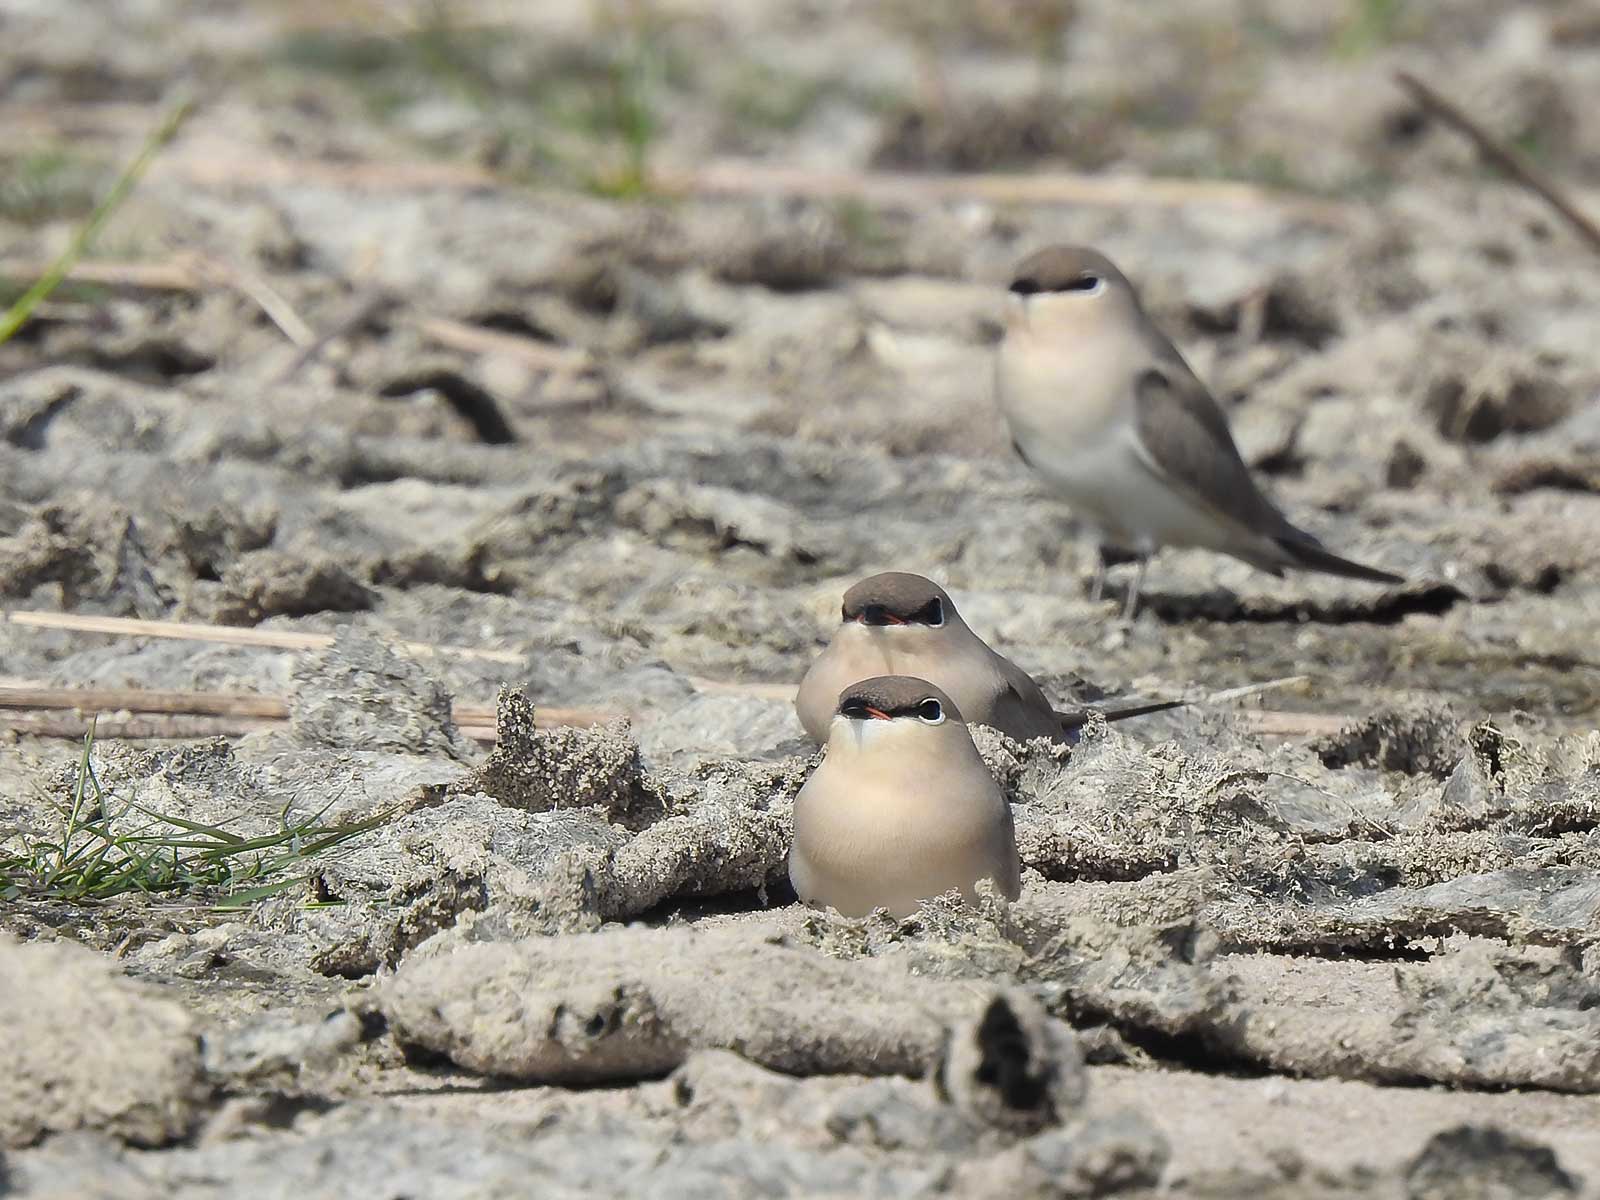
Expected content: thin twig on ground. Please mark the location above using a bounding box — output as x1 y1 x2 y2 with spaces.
0 251 317 347
276 289 399 382
157 149 499 192
1 609 525 664
0 684 616 742
415 315 595 372
156 144 1355 222
1236 712 1352 737
0 259 202 291
1195 675 1310 706
0 685 287 718
0 256 596 384
685 675 795 701
196 256 317 347
651 161 1352 226
1394 70 1600 256
0 677 1348 742
0 713 283 740
0 712 505 743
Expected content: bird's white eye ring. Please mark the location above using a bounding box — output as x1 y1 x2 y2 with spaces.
913 597 945 627
916 698 945 725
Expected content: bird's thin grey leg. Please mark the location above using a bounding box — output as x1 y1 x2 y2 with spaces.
1088 549 1108 605
1121 556 1149 622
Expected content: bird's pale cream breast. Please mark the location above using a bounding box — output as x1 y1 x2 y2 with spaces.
791 673 1020 917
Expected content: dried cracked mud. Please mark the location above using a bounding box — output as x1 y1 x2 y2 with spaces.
3 1 1600 1196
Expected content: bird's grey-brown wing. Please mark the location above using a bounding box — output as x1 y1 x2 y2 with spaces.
986 655 1069 744
1132 365 1404 584
1130 365 1292 543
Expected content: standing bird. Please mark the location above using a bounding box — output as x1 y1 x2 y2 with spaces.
789 675 1021 918
994 245 1402 618
795 571 1181 746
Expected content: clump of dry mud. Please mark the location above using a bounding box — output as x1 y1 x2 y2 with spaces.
4 0 1600 1195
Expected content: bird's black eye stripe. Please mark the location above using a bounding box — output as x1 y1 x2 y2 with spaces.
1011 273 1102 295
910 597 944 626
840 697 870 719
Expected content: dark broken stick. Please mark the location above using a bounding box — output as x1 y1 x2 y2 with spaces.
0 685 287 718
0 685 614 740
0 712 283 741
1394 70 1600 256
0 711 504 744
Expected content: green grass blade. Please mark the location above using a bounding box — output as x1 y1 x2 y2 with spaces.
125 806 249 845
0 93 194 346
215 876 314 909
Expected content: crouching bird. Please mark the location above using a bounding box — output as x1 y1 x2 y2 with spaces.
789 675 1021 919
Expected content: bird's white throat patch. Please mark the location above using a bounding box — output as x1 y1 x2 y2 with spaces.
828 715 925 754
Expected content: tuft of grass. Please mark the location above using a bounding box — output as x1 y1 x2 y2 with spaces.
0 95 193 347
834 198 895 252
0 276 110 310
0 721 391 907
563 1 673 198
1512 129 1548 163
719 62 833 134
580 42 661 198
273 3 677 198
0 149 108 225
1336 0 1405 57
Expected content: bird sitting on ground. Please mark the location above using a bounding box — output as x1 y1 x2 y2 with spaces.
795 571 1180 746
789 675 1022 918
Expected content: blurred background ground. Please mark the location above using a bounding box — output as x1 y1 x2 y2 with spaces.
2 1 1600 1196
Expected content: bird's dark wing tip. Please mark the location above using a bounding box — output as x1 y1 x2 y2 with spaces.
1275 535 1403 584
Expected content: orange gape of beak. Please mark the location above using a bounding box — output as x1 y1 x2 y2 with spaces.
864 706 892 721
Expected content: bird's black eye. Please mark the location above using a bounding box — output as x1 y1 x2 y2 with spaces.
910 597 944 626
1063 274 1102 293
916 698 944 724
1009 277 1041 296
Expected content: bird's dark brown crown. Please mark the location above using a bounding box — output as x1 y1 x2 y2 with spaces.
841 571 954 627
1007 245 1130 298
836 675 963 724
